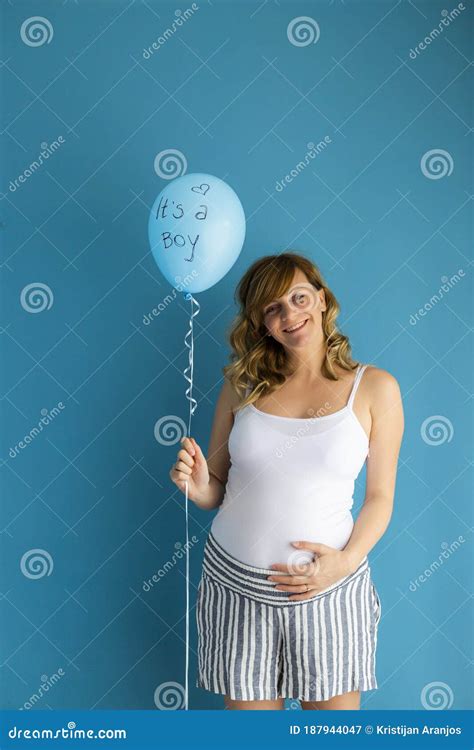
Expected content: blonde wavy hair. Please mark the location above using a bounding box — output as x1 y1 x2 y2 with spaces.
222 251 363 410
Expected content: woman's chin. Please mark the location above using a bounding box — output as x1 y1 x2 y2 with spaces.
282 330 314 347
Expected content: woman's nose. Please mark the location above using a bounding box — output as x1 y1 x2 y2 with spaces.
279 305 292 322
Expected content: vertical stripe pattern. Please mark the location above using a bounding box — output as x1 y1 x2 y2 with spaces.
196 532 381 701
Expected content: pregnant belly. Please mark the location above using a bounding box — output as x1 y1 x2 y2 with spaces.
210 497 354 569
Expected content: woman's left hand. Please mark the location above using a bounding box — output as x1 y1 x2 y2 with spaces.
267 541 354 601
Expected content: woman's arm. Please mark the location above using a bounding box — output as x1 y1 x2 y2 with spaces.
343 367 405 572
192 377 238 510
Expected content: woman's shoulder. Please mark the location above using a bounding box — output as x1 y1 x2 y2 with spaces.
218 376 245 413
361 364 403 407
362 363 400 386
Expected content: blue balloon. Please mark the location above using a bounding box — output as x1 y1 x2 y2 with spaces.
148 172 246 294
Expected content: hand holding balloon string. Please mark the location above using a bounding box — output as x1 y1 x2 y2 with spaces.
170 436 223 510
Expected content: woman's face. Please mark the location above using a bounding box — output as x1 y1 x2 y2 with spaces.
262 268 326 349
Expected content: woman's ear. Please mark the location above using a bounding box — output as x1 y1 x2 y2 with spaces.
318 289 327 312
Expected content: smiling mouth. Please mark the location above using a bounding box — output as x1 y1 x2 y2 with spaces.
283 319 309 333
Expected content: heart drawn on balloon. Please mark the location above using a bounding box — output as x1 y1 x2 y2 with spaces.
191 183 210 196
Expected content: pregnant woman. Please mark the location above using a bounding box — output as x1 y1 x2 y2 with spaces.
170 251 404 710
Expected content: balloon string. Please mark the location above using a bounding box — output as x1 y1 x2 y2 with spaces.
182 291 200 711
183 292 199 434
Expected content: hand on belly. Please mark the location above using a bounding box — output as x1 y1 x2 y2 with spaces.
266 539 354 602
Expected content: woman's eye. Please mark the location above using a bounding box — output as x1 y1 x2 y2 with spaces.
265 306 277 315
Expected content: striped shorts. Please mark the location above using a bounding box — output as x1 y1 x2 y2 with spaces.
196 532 381 702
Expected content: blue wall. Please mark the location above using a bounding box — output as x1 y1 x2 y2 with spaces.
1 0 472 711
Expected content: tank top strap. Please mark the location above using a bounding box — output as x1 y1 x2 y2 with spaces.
347 364 367 411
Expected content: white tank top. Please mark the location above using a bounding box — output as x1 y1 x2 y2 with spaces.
210 364 370 568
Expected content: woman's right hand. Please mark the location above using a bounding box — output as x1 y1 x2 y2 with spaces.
169 436 210 502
